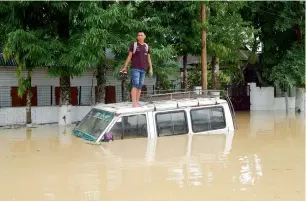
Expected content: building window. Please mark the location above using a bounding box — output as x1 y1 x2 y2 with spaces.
10 87 38 107
190 107 226 133
108 114 148 140
156 110 188 136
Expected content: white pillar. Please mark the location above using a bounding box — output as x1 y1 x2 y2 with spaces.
58 105 72 125
296 88 305 111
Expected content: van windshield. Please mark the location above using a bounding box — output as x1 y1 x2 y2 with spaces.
75 108 115 139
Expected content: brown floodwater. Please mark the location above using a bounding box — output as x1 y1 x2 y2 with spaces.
0 111 304 200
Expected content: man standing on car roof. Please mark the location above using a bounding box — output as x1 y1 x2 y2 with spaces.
121 31 153 107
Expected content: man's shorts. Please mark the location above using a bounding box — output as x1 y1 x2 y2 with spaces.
131 68 146 89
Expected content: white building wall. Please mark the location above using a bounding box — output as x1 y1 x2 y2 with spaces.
32 68 59 86
0 66 24 86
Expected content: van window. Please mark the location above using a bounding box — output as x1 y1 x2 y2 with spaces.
108 114 147 140
156 111 188 136
190 107 226 133
76 108 114 139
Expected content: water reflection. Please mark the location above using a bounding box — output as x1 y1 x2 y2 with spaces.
98 132 239 190
0 111 304 200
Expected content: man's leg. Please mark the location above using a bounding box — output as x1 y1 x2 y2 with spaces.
136 70 146 103
131 69 140 107
131 87 138 106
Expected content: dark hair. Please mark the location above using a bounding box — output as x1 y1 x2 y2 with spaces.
137 31 145 35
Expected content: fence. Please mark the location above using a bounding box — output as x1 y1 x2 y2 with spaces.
0 84 184 107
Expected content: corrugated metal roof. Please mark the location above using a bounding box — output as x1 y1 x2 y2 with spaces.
0 53 18 67
1 49 115 67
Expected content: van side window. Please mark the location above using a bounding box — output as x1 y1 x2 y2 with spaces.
190 107 226 133
108 114 147 140
210 107 226 130
156 111 188 136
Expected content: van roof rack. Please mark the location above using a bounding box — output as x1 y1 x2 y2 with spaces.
141 89 224 103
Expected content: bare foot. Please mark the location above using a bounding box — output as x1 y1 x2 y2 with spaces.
132 103 140 107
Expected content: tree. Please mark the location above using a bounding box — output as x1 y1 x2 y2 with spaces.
206 1 254 89
242 1 305 86
117 1 197 91
63 2 134 104
124 1 180 92
46 2 84 111
270 41 305 112
0 2 53 125
1 2 90 125
242 1 305 111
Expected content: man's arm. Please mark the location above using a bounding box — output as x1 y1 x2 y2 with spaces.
147 53 153 76
147 53 152 70
123 51 133 70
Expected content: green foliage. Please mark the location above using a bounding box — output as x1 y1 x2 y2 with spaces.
242 1 305 87
1 0 304 104
207 1 255 62
187 66 231 90
2 28 51 97
270 42 305 90
3 29 51 66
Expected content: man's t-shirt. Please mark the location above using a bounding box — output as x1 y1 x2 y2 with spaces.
129 42 150 70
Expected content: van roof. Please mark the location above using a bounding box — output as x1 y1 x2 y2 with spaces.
94 98 228 114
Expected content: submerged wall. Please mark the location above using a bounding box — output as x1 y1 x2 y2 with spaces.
248 83 305 111
296 88 305 111
0 106 91 126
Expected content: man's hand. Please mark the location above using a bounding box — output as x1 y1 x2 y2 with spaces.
149 68 153 77
120 67 127 73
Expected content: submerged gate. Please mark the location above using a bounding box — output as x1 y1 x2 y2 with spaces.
227 85 250 111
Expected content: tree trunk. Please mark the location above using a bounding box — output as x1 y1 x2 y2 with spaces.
121 79 129 102
201 3 207 91
58 75 71 125
156 75 161 94
254 69 267 87
95 63 106 104
26 88 32 125
249 33 267 87
284 89 289 114
57 5 72 125
25 70 32 126
59 75 71 106
211 56 220 89
182 55 187 90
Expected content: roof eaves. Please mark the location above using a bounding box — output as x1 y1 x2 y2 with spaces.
0 53 18 67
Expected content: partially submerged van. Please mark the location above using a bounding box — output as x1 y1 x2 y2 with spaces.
72 90 236 143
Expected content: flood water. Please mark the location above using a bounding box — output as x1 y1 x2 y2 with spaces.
0 111 304 200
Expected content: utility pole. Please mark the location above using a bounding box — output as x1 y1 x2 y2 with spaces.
201 3 207 90
182 55 187 90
